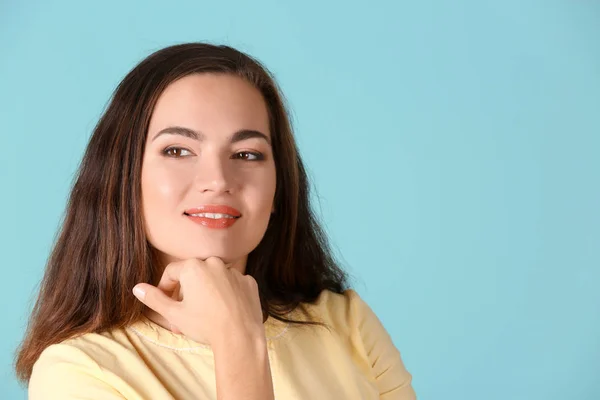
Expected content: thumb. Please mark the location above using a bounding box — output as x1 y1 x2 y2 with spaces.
133 283 178 318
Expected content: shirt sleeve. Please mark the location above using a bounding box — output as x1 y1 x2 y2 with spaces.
29 343 126 400
349 289 417 400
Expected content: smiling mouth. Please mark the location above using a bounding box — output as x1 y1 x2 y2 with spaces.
183 212 240 219
183 212 241 229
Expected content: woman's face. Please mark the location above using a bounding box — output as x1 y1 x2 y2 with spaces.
141 73 276 274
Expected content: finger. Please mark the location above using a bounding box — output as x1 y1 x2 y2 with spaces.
133 283 179 319
244 274 258 286
170 323 182 334
171 284 182 301
204 256 226 267
204 256 237 271
156 262 185 294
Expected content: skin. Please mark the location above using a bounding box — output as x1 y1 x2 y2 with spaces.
133 73 277 400
140 72 276 275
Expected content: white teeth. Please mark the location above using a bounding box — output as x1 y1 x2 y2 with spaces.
189 213 236 219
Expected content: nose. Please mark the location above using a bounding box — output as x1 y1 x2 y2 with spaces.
194 154 235 194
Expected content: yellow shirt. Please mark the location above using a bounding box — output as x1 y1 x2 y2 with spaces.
29 289 416 399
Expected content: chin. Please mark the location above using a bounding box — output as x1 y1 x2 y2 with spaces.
155 240 252 265
185 248 247 264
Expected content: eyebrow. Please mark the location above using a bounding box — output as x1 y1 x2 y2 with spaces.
152 126 271 145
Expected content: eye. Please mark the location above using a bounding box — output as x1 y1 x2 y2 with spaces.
233 151 264 161
162 146 193 158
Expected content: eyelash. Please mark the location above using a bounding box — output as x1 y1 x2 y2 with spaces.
161 146 265 161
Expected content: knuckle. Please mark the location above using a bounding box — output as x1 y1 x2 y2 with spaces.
245 275 258 286
205 257 224 267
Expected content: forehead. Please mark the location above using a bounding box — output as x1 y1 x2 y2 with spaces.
148 73 270 138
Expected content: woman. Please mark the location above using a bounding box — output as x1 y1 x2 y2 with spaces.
15 42 416 399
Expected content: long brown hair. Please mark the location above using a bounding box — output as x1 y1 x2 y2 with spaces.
15 42 351 382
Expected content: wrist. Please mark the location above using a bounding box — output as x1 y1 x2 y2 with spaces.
212 329 274 400
213 329 267 352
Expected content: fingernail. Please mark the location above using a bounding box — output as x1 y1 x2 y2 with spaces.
133 285 146 300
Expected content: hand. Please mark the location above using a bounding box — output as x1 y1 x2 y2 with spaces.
132 257 266 347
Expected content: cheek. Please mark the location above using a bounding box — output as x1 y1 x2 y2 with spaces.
248 169 277 215
141 165 188 212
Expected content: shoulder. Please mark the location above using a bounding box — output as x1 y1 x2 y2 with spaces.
34 327 132 368
303 288 401 360
310 288 363 311
302 288 376 334
29 330 130 399
32 340 100 377
309 289 416 398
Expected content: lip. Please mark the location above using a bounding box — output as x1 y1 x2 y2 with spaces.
184 205 242 217
184 204 242 229
186 214 239 229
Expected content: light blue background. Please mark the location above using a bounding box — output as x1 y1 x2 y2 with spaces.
2 1 599 399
